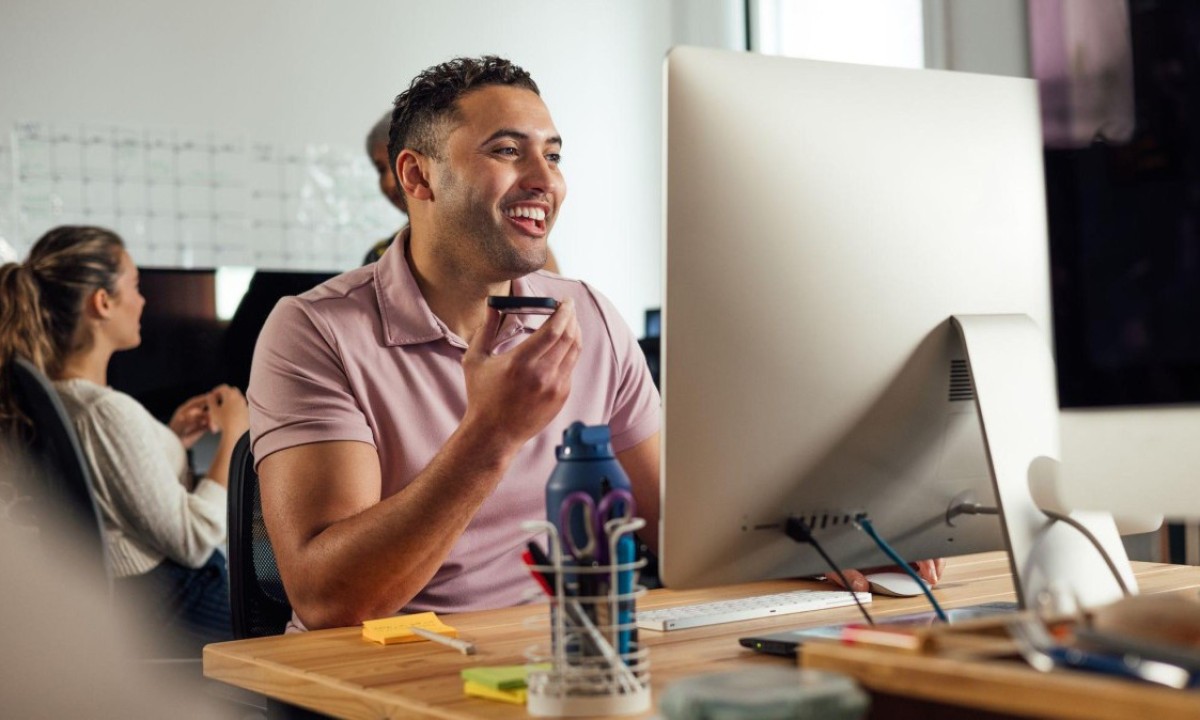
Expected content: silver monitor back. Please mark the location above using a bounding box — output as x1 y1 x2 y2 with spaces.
661 47 1052 589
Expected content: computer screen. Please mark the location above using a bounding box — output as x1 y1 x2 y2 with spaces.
658 47 1090 596
108 269 224 422
1034 1 1200 519
108 268 333 422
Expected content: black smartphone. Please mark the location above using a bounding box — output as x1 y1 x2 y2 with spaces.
487 296 560 315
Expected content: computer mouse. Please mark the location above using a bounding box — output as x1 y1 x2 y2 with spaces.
864 571 929 597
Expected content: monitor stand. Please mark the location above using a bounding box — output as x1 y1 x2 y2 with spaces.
952 314 1137 611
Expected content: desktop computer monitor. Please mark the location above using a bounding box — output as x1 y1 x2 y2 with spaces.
658 47 1132 605
1035 1 1200 521
108 268 333 422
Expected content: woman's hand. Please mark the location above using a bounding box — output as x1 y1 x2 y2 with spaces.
205 384 249 439
199 385 250 489
168 393 211 449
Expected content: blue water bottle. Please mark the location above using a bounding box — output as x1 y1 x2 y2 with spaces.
546 421 638 664
546 421 633 545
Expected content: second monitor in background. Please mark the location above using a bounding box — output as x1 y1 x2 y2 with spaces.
108 268 334 420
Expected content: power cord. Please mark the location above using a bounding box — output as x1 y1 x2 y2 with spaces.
1040 509 1133 598
855 516 949 622
785 516 875 625
951 501 1132 598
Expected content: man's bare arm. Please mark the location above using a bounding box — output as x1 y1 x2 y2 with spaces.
260 300 582 629
617 432 660 556
259 429 518 629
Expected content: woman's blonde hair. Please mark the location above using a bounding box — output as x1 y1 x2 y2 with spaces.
0 226 125 437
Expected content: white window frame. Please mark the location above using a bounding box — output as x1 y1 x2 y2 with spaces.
748 0 928 69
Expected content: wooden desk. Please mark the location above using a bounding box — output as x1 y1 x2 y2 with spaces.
802 558 1200 720
203 552 1200 719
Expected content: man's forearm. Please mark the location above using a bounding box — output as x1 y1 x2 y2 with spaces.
273 423 521 630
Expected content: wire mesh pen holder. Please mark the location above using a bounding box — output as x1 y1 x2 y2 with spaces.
521 518 651 717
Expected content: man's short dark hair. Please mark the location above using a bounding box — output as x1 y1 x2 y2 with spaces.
387 56 540 212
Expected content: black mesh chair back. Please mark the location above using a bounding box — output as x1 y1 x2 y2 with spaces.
228 430 292 638
5 357 112 592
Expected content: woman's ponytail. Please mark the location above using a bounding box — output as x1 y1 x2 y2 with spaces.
0 261 54 437
0 226 125 438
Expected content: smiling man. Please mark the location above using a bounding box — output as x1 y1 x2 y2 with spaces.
247 56 660 630
362 110 559 271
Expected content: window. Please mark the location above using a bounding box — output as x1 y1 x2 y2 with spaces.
751 0 925 69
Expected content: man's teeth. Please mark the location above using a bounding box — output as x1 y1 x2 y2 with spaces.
505 206 546 221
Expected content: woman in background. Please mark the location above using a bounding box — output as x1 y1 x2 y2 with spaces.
0 225 247 652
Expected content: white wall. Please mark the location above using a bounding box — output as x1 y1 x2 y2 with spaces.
0 0 680 330
7 0 1033 331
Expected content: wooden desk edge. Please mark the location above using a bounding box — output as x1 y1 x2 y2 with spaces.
801 639 1200 720
203 640 475 720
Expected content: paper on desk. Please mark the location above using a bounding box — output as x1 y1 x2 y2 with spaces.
460 663 551 690
362 611 458 645
463 680 526 704
840 624 925 652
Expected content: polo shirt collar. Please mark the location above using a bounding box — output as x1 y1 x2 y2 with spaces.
375 228 549 348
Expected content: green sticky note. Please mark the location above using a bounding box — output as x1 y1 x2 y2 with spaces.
460 663 550 691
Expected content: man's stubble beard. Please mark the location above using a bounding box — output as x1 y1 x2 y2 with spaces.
436 167 548 280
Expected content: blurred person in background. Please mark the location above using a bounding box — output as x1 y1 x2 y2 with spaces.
0 440 229 717
0 226 248 653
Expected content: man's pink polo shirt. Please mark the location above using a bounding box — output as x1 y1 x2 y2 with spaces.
247 236 660 623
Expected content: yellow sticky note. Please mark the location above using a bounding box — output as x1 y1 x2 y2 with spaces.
362 611 458 645
463 680 527 705
460 663 549 690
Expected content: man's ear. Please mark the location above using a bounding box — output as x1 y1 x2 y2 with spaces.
397 149 434 203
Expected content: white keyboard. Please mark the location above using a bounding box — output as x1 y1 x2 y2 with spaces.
636 589 872 631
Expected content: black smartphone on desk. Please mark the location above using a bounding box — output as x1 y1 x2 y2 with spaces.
487 296 559 315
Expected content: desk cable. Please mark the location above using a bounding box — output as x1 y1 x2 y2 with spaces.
950 502 1132 599
855 516 949 622
784 516 875 625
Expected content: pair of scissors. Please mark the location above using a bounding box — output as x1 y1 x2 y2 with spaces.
558 488 636 565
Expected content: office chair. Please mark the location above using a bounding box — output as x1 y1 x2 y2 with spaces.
4 356 112 594
5 362 274 716
637 336 660 391
228 430 292 638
